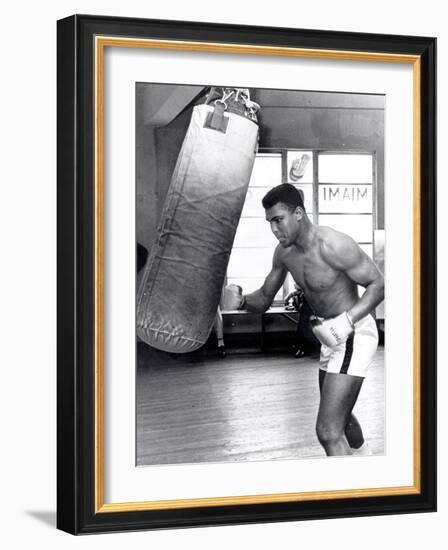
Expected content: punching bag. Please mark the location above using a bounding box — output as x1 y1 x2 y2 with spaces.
137 88 260 353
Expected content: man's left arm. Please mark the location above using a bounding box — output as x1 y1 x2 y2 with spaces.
323 233 384 324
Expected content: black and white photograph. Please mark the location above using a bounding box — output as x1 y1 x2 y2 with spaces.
135 83 386 466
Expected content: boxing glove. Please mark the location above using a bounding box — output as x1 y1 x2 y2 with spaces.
289 153 310 181
310 311 354 348
222 284 246 311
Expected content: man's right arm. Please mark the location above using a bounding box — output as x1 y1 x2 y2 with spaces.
244 247 287 313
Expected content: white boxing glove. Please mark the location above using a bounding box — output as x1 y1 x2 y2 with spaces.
222 284 246 311
310 312 354 348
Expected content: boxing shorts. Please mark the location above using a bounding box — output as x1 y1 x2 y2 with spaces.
319 314 379 378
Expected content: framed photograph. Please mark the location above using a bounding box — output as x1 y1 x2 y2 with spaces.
57 14 436 534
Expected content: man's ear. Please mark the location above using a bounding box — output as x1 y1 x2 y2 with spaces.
295 206 304 220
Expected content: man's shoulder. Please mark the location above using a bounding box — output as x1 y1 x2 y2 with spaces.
316 225 352 245
273 243 288 264
316 226 358 259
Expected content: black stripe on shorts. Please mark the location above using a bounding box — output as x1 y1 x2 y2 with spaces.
340 332 355 375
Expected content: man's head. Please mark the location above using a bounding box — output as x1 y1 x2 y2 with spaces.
262 184 306 247
262 183 305 212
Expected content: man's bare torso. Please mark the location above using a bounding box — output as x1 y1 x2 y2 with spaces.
278 226 359 319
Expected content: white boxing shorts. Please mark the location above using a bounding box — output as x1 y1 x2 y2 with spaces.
319 314 379 378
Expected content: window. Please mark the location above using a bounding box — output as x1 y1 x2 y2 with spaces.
226 150 376 306
317 152 375 259
226 154 282 300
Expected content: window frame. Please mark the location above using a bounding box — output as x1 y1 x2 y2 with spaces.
226 148 378 306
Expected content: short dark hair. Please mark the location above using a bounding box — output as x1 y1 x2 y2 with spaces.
262 183 305 212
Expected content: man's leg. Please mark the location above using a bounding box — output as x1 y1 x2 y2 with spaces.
318 370 365 449
316 371 364 456
214 308 226 358
344 415 365 450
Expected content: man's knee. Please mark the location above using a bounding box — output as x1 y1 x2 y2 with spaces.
316 419 344 447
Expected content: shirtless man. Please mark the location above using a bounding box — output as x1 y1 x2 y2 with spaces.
224 183 384 456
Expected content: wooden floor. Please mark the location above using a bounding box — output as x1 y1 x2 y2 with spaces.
136 344 385 466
